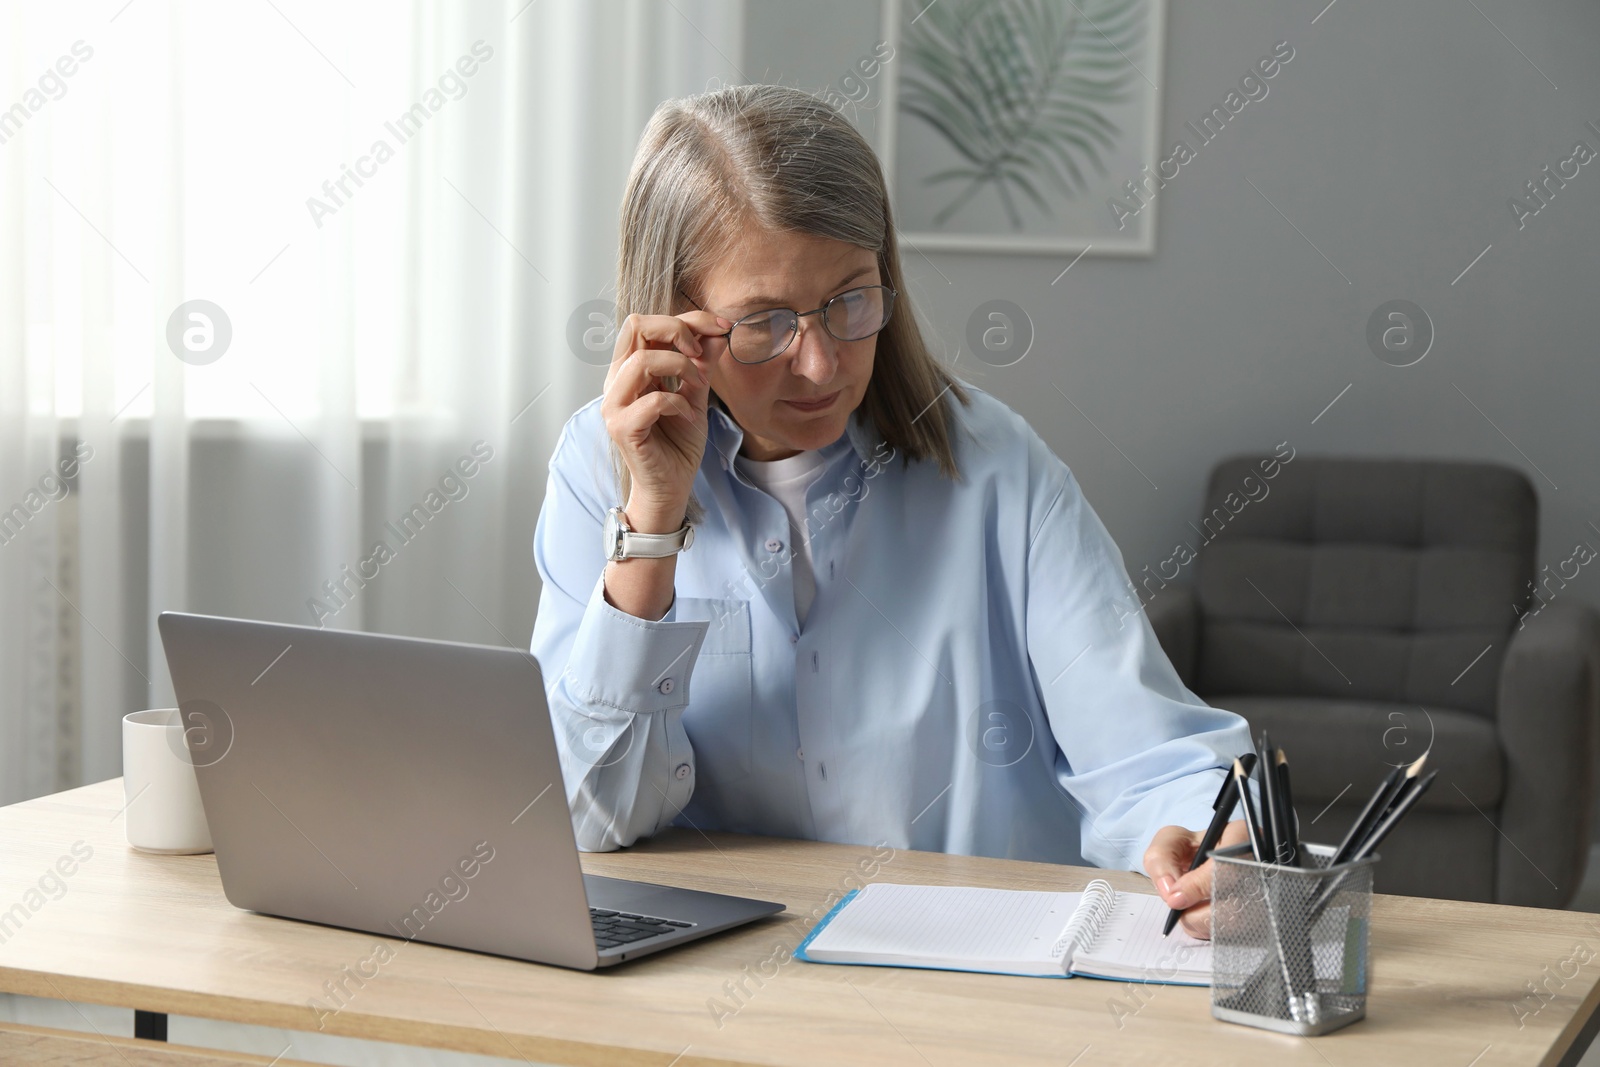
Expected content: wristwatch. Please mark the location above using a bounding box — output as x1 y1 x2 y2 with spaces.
603 506 695 561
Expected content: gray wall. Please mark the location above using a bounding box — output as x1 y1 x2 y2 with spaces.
744 0 1600 625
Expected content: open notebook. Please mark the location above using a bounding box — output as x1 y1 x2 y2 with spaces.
795 880 1211 985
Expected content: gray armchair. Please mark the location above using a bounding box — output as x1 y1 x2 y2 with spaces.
1147 456 1600 907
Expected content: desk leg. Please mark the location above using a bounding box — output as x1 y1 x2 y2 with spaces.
134 1010 167 1042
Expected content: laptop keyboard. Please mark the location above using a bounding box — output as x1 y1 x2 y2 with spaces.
590 907 696 950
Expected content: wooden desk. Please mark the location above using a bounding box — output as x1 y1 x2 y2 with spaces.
1 780 1597 1067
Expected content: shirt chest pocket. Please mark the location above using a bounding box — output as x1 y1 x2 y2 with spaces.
673 597 754 781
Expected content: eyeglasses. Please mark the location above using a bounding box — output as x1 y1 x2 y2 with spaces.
679 284 897 365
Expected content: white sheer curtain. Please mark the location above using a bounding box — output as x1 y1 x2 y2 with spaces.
0 0 746 807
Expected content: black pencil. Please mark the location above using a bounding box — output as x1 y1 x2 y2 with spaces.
1259 731 1285 864
1333 752 1426 865
1332 767 1400 865
1351 768 1437 862
1309 768 1439 919
1275 749 1300 866
1233 758 1268 861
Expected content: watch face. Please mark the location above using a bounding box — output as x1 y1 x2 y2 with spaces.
603 508 624 561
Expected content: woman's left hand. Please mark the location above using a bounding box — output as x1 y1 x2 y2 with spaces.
1143 820 1250 940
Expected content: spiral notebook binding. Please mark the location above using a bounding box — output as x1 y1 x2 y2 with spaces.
1050 879 1117 962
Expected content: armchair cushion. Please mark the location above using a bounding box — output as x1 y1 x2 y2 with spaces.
1209 694 1504 810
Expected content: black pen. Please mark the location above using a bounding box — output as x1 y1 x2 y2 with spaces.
1162 752 1257 937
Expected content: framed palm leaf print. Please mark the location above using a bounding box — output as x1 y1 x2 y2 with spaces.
878 0 1166 256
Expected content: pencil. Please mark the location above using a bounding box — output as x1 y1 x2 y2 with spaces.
1333 752 1427 865
1309 769 1439 919
1233 758 1268 861
1351 765 1435 862
1275 749 1300 866
1259 731 1285 864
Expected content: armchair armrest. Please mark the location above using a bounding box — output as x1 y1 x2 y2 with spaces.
1495 600 1600 907
1145 584 1199 690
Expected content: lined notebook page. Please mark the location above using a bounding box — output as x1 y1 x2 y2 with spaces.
1069 893 1212 983
804 883 1080 973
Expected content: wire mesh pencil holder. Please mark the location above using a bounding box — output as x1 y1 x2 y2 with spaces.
1210 842 1376 1036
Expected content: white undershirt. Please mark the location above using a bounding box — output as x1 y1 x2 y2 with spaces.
735 447 830 627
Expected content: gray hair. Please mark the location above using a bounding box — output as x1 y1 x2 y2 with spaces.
613 83 970 526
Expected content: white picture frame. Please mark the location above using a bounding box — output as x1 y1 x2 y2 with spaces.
877 0 1167 257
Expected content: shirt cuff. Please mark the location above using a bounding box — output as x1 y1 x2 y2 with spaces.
563 574 708 715
1165 773 1230 837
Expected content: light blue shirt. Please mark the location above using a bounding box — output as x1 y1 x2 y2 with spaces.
530 383 1251 873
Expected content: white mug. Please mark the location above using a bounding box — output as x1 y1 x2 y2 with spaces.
122 708 213 854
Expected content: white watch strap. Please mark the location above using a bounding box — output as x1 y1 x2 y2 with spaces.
619 525 690 558
608 507 694 560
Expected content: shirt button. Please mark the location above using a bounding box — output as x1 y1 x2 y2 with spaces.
657 677 674 694
674 762 691 780
796 748 805 761
765 538 783 552
789 633 798 645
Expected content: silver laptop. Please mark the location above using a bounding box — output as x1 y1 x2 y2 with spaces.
156 611 784 969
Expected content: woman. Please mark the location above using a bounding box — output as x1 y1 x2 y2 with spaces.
530 84 1249 938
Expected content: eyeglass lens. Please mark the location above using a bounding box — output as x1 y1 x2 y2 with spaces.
727 286 892 364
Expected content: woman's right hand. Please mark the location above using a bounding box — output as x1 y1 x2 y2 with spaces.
600 309 731 530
